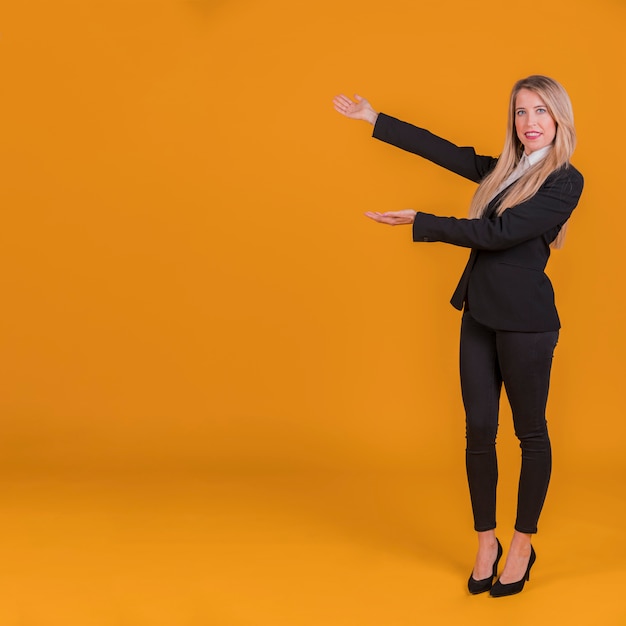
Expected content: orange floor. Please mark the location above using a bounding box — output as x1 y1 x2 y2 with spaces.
0 468 623 625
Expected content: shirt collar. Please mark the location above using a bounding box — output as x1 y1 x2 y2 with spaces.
522 145 552 167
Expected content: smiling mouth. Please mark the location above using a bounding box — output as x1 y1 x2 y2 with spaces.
525 132 542 138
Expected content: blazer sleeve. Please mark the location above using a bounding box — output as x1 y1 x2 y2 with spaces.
372 113 498 182
412 166 584 250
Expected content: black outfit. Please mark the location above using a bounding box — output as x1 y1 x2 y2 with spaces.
373 113 584 533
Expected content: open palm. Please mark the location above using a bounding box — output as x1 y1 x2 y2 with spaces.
333 94 378 124
365 210 417 225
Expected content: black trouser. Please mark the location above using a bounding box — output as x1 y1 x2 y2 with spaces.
460 312 559 534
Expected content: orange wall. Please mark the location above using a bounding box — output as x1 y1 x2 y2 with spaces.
0 0 623 473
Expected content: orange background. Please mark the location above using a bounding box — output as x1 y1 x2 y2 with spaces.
0 0 623 476
0 2 624 624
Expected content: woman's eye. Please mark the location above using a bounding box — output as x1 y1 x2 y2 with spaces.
536 108 546 114
516 110 525 116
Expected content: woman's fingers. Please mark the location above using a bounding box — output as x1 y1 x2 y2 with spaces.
333 93 365 115
334 94 352 105
333 94 354 109
365 211 397 224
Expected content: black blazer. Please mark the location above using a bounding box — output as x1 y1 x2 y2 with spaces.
372 113 584 332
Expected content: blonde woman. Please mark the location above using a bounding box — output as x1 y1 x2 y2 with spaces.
333 76 583 597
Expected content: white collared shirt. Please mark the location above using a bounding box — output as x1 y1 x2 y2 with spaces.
489 145 552 203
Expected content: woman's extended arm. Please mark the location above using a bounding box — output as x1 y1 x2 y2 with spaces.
367 167 584 251
373 114 497 182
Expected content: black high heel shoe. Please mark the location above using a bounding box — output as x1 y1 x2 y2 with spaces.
489 545 536 597
467 538 503 594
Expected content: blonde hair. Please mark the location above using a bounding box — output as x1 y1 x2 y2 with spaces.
468 75 577 248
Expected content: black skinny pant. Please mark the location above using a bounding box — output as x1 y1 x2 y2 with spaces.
460 312 559 534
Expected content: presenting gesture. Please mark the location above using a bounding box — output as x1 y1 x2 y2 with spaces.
333 94 378 125
334 92 413 224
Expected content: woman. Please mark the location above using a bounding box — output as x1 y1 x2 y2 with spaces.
332 75 583 597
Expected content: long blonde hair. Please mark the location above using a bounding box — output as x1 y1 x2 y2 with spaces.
468 75 577 248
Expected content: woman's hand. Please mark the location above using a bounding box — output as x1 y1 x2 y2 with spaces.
333 94 378 125
365 210 417 225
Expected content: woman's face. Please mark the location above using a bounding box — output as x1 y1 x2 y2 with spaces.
514 88 556 155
